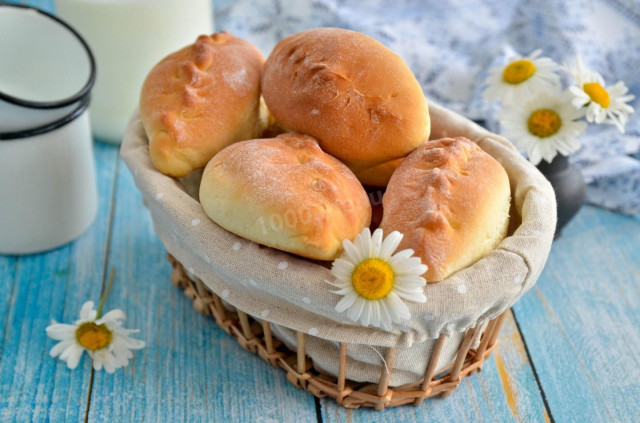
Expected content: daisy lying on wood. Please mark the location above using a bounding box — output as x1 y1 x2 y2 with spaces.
45 270 145 373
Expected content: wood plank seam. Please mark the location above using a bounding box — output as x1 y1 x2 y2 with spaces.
511 308 556 423
83 154 121 423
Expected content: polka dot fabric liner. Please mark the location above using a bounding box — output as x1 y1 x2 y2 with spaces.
121 102 556 385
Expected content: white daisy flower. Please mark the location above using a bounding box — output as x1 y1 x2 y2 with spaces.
565 56 635 133
484 50 561 106
498 90 587 165
46 301 145 373
327 228 427 330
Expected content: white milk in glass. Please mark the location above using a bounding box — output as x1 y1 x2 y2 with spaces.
55 0 214 143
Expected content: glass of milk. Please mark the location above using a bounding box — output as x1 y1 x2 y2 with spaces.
54 0 214 144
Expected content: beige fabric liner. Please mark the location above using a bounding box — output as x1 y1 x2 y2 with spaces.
121 102 556 385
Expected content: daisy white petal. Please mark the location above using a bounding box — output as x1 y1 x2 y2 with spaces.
378 301 393 330
378 231 403 260
358 228 373 257
386 292 412 321
395 274 429 287
370 229 384 257
45 323 76 341
46 301 145 372
499 90 587 165
370 301 381 328
329 287 354 296
335 291 359 313
361 302 372 326
484 50 561 105
65 345 84 369
347 297 366 322
78 301 97 321
49 340 75 358
328 228 428 330
342 239 362 264
565 56 635 133
98 309 126 323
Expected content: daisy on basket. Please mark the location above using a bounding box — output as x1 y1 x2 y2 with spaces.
483 50 635 233
326 228 428 331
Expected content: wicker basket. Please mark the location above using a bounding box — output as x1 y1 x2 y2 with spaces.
121 101 556 410
168 254 507 410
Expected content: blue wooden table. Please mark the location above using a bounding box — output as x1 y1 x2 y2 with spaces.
2 140 640 423
2 2 640 422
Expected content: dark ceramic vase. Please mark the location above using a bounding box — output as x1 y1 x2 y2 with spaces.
536 154 586 238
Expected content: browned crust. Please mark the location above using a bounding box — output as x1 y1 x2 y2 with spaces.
261 28 430 178
199 133 372 260
140 32 265 177
380 137 511 282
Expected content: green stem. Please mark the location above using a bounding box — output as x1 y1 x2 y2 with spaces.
96 268 116 319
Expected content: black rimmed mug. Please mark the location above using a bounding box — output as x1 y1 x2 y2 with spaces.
0 3 97 254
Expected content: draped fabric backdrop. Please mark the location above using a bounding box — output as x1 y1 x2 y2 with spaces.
216 0 640 215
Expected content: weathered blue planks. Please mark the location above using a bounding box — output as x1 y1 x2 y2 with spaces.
513 205 640 423
320 310 548 422
0 143 118 423
86 159 318 422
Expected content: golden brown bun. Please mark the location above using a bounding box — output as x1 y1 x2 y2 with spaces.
261 28 430 181
199 133 371 260
140 32 265 177
380 137 510 282
352 158 403 187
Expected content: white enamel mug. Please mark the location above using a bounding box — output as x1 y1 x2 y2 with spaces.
0 100 97 255
0 4 96 134
0 4 97 255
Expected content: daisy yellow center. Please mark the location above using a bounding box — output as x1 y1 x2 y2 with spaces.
527 109 562 138
583 82 610 108
351 258 394 300
76 322 112 351
502 60 536 84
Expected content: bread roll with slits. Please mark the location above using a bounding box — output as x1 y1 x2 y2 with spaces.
261 28 430 186
199 133 371 260
140 32 264 177
380 137 510 282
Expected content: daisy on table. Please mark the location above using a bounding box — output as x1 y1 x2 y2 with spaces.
498 91 587 165
565 56 635 133
46 270 145 373
46 301 145 372
483 49 561 106
327 228 427 331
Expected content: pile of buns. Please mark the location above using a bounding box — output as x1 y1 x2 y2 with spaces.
140 28 510 282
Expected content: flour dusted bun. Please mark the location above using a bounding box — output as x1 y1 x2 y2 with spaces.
199 133 371 260
380 137 511 282
261 28 430 186
140 32 264 177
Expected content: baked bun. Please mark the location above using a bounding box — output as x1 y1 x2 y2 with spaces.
380 137 510 282
261 28 430 186
140 32 265 177
350 158 403 188
199 133 371 260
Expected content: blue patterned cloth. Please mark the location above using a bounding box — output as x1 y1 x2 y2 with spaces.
215 0 640 215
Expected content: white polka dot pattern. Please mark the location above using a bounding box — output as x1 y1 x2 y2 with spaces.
277 261 288 270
